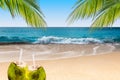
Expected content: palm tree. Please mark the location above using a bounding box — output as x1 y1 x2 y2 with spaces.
0 0 46 27
68 0 120 27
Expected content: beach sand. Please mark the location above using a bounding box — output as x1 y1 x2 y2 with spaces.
0 44 120 80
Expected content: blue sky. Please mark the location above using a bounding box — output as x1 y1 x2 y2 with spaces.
0 0 119 27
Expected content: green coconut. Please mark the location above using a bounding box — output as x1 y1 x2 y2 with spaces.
8 62 46 80
29 66 46 80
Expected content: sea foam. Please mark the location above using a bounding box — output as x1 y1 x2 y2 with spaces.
34 36 103 44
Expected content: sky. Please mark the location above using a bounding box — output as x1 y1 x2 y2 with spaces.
0 0 119 27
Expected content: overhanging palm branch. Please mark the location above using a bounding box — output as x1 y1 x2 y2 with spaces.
68 0 120 27
92 0 120 27
0 0 47 27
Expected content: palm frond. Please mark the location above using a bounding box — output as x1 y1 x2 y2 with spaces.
0 0 6 9
0 0 46 27
68 0 120 27
67 0 104 24
92 1 120 27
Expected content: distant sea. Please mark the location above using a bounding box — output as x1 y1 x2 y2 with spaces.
0 27 120 44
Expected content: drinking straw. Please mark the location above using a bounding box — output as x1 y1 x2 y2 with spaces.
32 53 36 68
19 49 23 65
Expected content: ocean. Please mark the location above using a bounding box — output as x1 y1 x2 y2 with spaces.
0 27 120 44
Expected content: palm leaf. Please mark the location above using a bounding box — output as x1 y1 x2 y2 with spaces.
0 0 46 27
92 1 120 27
67 0 104 24
68 0 120 27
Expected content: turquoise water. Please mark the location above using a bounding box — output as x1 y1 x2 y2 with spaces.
0 27 120 44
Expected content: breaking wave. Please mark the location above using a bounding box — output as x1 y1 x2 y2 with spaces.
34 36 103 44
0 36 120 44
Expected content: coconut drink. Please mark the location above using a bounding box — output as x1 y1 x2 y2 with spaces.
8 49 46 80
8 62 46 80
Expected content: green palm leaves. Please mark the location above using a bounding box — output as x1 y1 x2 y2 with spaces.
68 0 120 27
8 62 46 80
0 0 46 27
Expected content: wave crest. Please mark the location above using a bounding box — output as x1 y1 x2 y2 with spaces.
34 36 103 44
0 36 119 44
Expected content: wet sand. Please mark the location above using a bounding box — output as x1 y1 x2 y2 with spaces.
0 44 116 62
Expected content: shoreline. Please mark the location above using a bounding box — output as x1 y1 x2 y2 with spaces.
0 44 118 62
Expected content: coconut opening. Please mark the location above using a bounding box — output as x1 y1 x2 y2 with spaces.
15 61 38 71
17 49 38 70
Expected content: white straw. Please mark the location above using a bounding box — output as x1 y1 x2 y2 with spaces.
19 49 23 65
32 53 36 68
